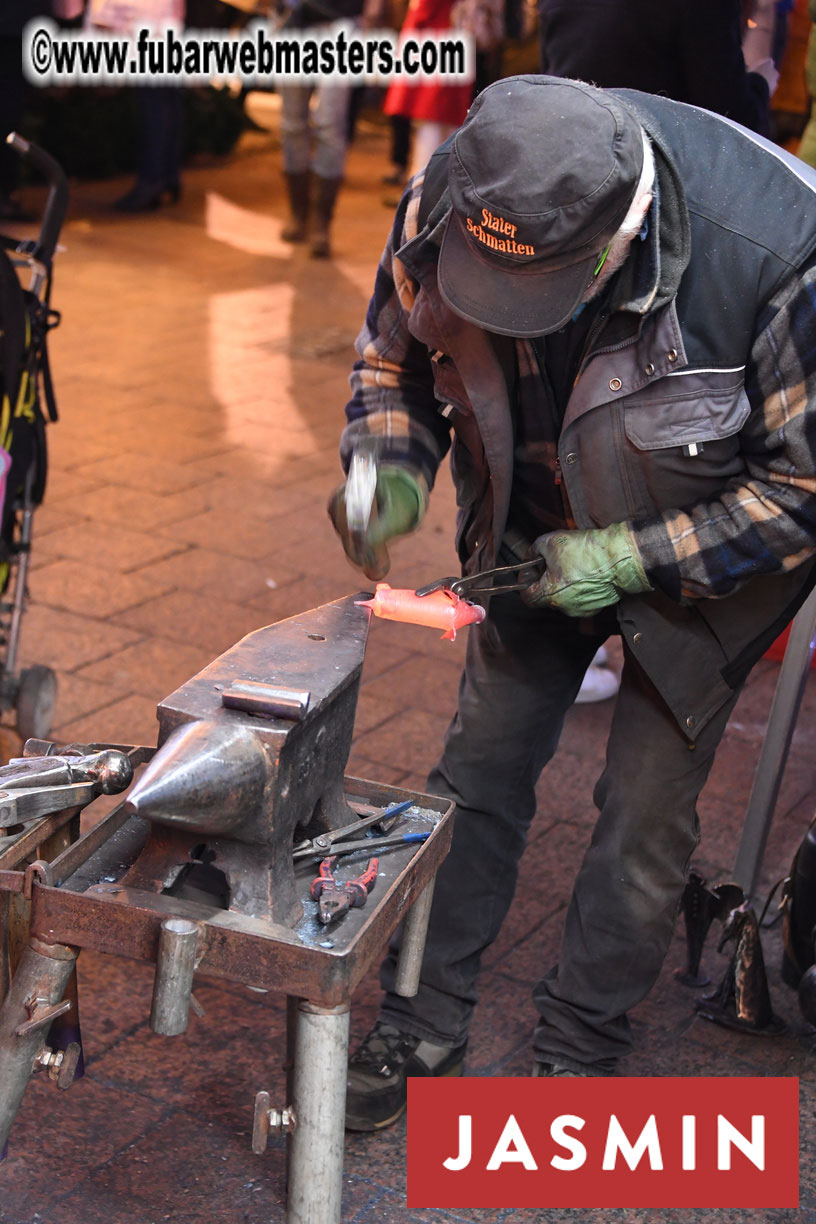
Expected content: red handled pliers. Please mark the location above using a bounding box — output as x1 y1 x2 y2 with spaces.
310 856 379 925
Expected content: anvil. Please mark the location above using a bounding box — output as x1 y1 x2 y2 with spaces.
121 594 372 927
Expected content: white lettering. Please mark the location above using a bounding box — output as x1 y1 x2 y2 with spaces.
682 1115 696 1170
443 1115 472 1171
717 1114 765 1171
486 1114 538 1171
602 1114 663 1171
440 1108 766 1176
550 1114 587 1171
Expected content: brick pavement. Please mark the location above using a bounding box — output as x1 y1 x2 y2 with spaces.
0 113 813 1224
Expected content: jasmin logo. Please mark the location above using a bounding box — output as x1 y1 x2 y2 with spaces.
444 1110 765 1172
466 208 535 255
407 1076 799 1209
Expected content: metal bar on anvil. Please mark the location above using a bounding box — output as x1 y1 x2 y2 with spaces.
27 820 453 1008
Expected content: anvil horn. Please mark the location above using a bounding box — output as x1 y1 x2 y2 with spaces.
126 720 268 836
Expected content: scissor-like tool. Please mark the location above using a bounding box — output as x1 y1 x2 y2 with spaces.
291 798 413 861
415 558 546 599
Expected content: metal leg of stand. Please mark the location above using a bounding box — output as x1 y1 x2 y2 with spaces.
287 1000 350 1224
284 995 298 1195
0 936 79 1152
394 877 435 997
733 586 816 897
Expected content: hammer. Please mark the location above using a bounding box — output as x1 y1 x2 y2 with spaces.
345 437 389 580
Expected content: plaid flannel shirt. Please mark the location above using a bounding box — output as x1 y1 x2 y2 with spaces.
342 174 816 604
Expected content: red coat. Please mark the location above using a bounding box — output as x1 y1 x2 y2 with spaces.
383 0 473 125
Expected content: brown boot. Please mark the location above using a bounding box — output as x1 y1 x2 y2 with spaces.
310 175 342 258
282 171 310 242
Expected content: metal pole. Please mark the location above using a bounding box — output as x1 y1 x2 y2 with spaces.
0 936 78 1152
285 996 298 1099
394 878 435 997
288 1001 350 1224
733 586 816 896
284 995 298 1192
150 918 199 1036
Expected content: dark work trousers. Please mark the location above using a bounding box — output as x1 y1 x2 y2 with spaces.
379 592 743 1071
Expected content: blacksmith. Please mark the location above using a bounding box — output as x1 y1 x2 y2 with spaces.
329 75 816 1124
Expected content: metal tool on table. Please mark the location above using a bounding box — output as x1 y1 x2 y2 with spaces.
415 558 546 601
291 798 412 860
0 746 136 863
310 856 378 924
294 830 431 861
0 749 133 838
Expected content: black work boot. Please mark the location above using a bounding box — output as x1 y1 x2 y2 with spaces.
345 1020 467 1131
310 174 342 259
281 171 310 242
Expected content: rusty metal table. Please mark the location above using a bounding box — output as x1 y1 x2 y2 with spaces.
0 774 454 1224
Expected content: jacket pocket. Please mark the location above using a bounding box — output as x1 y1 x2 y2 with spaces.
622 370 750 451
603 369 751 519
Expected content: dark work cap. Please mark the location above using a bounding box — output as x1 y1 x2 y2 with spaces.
438 75 645 337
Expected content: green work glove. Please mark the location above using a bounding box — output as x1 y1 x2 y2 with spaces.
328 465 425 581
522 523 652 617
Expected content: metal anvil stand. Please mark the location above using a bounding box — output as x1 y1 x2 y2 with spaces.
0 596 455 1224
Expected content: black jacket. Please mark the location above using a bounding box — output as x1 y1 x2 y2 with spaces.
346 85 816 737
538 0 771 136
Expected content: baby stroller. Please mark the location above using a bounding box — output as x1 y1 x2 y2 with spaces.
0 134 68 742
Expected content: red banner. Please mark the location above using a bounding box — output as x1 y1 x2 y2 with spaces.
407 1077 799 1209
